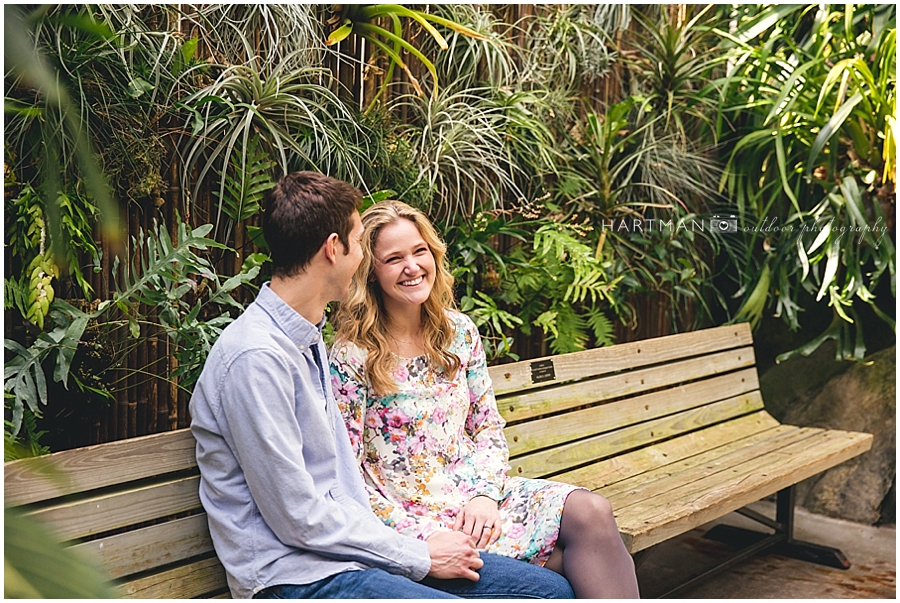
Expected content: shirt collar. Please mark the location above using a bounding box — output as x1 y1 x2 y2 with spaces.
256 282 324 349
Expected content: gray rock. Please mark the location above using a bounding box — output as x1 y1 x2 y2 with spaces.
759 339 853 420
766 346 896 525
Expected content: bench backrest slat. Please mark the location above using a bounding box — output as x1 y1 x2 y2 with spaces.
24 475 201 541
71 514 213 580
489 323 753 396
511 392 766 478
4 429 197 506
116 557 227 599
496 346 756 423
505 368 759 456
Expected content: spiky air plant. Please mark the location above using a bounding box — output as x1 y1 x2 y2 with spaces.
325 4 488 108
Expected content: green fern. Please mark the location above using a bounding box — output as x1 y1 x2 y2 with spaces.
461 291 523 361
4 409 49 461
479 220 623 357
215 135 277 224
536 304 590 354
533 310 560 339
533 223 620 304
587 308 615 346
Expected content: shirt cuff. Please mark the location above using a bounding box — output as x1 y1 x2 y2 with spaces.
404 536 432 582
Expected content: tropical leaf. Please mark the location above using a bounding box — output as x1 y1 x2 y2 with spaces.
715 4 895 360
4 304 90 435
5 507 115 598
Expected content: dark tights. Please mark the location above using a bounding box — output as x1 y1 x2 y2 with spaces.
543 489 640 598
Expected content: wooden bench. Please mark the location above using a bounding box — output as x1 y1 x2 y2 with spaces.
495 322 873 595
4 323 873 598
4 428 226 598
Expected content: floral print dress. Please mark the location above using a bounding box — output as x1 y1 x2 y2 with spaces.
329 311 581 565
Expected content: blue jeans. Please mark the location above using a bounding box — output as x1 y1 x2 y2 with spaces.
253 552 574 599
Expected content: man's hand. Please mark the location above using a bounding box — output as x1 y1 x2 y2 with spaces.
425 531 483 581
453 496 501 549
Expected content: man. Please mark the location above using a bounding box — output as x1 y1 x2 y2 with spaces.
190 171 575 599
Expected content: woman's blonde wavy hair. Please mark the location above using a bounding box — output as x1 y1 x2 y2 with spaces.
333 200 459 395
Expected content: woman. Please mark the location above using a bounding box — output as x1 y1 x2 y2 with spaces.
329 200 639 598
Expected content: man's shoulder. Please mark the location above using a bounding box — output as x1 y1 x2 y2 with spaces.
210 303 285 362
192 304 290 409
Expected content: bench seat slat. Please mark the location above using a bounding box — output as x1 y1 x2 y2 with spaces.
614 429 874 552
552 412 784 490
25 475 201 541
593 423 798 499
490 323 752 395
497 347 756 423
602 426 824 507
4 429 197 506
511 392 765 478
505 368 759 456
116 556 227 599
71 514 213 580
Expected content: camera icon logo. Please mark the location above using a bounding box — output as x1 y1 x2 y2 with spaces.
710 215 738 233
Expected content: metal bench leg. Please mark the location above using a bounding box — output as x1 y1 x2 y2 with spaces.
657 525 785 598
773 486 851 569
703 486 850 570
650 486 852 598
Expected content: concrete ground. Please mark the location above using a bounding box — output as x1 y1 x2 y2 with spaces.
635 501 896 598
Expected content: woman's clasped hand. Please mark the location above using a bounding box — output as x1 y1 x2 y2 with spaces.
453 496 502 549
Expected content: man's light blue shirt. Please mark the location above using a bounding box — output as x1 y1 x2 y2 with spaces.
190 283 431 599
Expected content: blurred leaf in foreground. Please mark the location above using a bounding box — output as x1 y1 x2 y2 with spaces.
4 506 115 598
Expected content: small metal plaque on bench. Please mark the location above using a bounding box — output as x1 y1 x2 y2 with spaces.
530 359 556 384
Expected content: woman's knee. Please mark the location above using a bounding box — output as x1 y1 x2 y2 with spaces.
563 490 617 532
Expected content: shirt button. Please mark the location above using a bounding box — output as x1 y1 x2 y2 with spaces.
299 345 306 351
311 334 320 344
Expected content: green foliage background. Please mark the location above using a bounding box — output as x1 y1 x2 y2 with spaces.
4 4 895 456
2 5 894 597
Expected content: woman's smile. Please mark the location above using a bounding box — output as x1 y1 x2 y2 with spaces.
373 218 437 313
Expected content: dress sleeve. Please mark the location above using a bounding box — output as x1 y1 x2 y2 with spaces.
460 316 511 501
328 343 368 461
329 342 448 542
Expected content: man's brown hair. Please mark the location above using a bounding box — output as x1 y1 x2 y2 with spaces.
263 171 362 278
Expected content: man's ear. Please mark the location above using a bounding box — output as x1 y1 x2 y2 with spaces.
322 233 340 264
